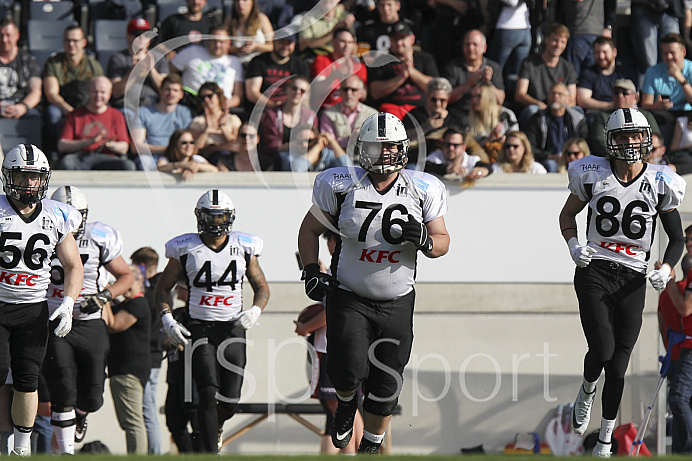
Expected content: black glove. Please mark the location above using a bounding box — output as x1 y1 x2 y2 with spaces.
301 263 334 301
400 214 433 253
80 289 112 314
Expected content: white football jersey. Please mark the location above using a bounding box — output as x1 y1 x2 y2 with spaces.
568 156 686 272
0 196 81 304
165 231 263 321
47 221 124 320
312 167 447 300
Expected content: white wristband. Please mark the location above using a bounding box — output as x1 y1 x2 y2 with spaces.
567 237 580 251
62 296 75 310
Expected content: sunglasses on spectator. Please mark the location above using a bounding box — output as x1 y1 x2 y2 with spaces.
565 150 582 156
443 142 463 149
200 93 216 99
612 89 632 96
505 144 522 149
179 140 194 145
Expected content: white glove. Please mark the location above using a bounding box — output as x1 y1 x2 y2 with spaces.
161 312 191 346
568 237 597 268
49 296 75 338
235 305 262 330
646 264 672 292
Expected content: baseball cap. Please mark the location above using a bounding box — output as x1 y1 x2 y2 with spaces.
275 25 297 42
388 22 412 37
612 79 636 93
127 18 151 35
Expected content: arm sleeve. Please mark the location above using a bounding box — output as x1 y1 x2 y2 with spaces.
661 208 685 269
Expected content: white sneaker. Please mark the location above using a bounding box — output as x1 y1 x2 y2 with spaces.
592 441 612 458
571 384 595 434
10 447 29 457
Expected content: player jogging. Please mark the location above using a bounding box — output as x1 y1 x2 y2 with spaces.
559 108 686 457
0 144 84 456
44 186 134 454
155 189 270 453
298 112 450 454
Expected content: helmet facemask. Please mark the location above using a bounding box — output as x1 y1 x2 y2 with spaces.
358 140 409 174
3 168 51 205
195 207 236 238
605 127 652 164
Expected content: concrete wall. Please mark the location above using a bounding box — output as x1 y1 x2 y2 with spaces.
47 171 688 454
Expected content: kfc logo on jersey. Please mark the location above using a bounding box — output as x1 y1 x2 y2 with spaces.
359 249 401 263
599 241 642 256
0 271 38 286
199 295 235 306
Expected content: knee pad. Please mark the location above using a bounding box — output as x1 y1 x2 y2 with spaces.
363 396 398 416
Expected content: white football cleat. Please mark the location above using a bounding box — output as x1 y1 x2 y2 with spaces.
571 384 596 434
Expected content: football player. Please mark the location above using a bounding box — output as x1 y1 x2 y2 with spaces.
44 186 134 454
155 189 270 453
297 112 450 454
559 108 686 457
0 144 84 456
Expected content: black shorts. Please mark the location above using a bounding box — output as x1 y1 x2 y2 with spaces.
574 259 647 364
188 319 246 403
326 287 415 403
44 318 109 412
0 300 49 393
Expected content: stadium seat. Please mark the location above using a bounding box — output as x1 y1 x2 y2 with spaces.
93 19 128 69
0 118 43 153
27 19 76 69
29 0 75 21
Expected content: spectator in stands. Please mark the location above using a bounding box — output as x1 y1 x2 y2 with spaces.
108 19 168 109
485 0 532 94
259 75 317 168
424 126 491 179
629 0 683 85
159 0 219 57
130 247 165 456
320 75 377 149
467 81 518 163
561 0 616 77
189 81 242 162
403 77 467 164
299 0 355 59
443 29 504 114
44 25 103 155
131 74 193 170
640 33 692 132
225 0 274 65
588 78 660 155
170 26 244 111
310 28 367 110
104 265 151 454
651 131 692 174
515 23 577 128
281 124 351 171
57 76 133 170
245 30 309 110
525 82 587 172
158 129 218 179
671 112 692 151
0 18 41 121
558 137 590 173
475 130 547 176
357 0 415 54
368 22 438 119
216 122 261 171
576 37 638 115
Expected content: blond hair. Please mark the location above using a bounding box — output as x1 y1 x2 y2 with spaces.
498 131 536 173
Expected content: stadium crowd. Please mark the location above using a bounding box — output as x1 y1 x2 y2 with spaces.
0 0 689 178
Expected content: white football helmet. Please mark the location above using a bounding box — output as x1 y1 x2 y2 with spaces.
605 108 652 164
195 189 235 238
1 144 51 205
51 186 88 237
356 112 410 174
